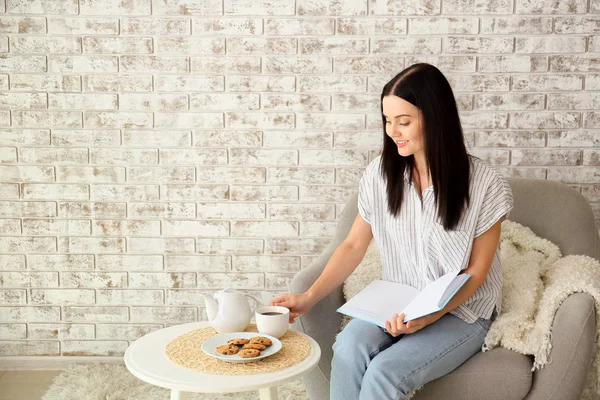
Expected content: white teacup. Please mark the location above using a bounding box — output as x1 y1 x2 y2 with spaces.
255 306 290 339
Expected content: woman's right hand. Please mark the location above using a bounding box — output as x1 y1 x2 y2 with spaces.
269 292 315 324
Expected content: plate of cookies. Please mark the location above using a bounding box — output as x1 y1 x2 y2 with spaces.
201 332 282 364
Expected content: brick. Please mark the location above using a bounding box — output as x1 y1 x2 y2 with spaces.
338 17 406 35
0 110 9 126
0 147 16 164
156 75 223 92
153 0 222 15
61 272 127 288
409 17 477 34
551 55 600 72
63 340 128 356
49 56 117 73
268 204 334 221
227 37 296 55
226 112 293 129
263 131 332 148
52 130 120 147
128 202 195 218
444 37 513 54
120 56 188 73
229 149 297 166
0 237 55 254
263 57 331 74
122 17 190 35
161 184 228 200
48 93 114 110
84 111 152 129
90 149 158 165
373 37 440 54
510 112 580 129
298 75 366 92
28 254 94 270
165 255 230 271
0 166 54 182
30 289 95 305
474 131 546 147
583 150 599 165
473 94 545 110
554 17 600 33
193 17 261 35
267 167 334 184
225 0 294 15
0 341 59 356
96 324 162 340
97 289 163 305
548 93 600 110
161 148 226 165
516 0 586 14
80 0 150 15
63 306 128 322
23 219 90 235
300 149 369 166
369 0 438 15
0 306 60 322
93 220 160 236
0 129 49 145
166 290 210 305
512 149 582 166
264 238 329 255
82 75 152 92
266 18 334 35
232 221 298 237
192 130 259 148
28 323 94 339
83 37 153 54
589 36 600 53
331 94 378 111
548 131 600 147
297 113 364 130
266 273 295 290
156 37 223 54
197 203 262 221
481 17 552 34
119 93 188 111
196 272 264 289
0 55 46 72
7 0 77 14
300 221 338 236
0 17 46 33
0 75 7 90
0 255 25 270
11 37 81 54
585 112 600 128
0 184 19 199
479 56 547 72
300 38 368 54
57 166 125 183
512 74 583 91
230 185 298 202
582 185 600 202
406 56 476 72
92 185 159 202
128 238 195 253
13 111 80 128
123 130 191 147
190 93 258 111
333 131 382 148
58 202 126 218
130 306 196 323
196 238 264 254
0 290 26 304
444 0 511 13
59 237 125 254
0 324 26 339
0 219 19 234
155 112 223 129
197 167 265 183
162 220 229 236
191 57 260 74
334 56 405 74
127 167 195 183
547 167 599 183
0 201 56 217
48 17 118 34
227 75 292 92
96 254 163 271
516 37 586 53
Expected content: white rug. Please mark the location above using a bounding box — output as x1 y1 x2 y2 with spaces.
42 364 309 400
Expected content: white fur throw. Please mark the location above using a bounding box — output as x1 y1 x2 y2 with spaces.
342 220 600 399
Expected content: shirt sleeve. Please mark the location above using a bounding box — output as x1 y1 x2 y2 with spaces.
474 172 514 237
357 164 374 225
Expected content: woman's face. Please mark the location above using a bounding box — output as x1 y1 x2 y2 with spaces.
382 95 425 160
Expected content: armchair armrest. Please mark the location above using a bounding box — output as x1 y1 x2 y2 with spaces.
525 292 596 400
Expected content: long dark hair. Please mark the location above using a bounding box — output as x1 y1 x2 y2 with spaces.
380 63 470 231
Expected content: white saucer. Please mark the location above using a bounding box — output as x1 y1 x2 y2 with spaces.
201 332 282 364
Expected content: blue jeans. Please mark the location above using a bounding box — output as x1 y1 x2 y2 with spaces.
330 314 492 400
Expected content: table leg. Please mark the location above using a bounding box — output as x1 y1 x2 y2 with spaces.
170 390 188 400
258 386 278 400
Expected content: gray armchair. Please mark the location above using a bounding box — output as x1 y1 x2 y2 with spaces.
291 178 600 400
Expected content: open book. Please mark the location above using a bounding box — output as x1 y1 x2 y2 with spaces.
337 269 471 328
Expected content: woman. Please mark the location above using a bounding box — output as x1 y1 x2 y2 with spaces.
270 63 513 399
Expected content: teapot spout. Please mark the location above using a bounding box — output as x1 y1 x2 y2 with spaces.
201 294 219 321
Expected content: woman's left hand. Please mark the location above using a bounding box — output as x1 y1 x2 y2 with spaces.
384 312 439 337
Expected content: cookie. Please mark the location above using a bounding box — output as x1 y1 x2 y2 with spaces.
249 336 272 346
243 343 266 350
228 338 250 346
216 344 239 355
238 349 260 358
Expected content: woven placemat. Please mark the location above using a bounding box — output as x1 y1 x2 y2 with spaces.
164 324 311 375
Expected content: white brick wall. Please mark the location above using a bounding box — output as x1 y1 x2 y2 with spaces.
0 0 598 358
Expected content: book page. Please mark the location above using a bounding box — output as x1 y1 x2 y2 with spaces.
401 270 461 321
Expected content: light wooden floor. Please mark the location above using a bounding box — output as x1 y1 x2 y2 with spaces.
0 370 62 400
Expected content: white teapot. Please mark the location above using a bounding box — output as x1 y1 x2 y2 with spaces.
200 288 253 333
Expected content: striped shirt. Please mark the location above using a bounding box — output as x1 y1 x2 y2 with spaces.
357 155 514 323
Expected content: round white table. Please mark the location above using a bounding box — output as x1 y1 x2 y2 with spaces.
124 321 321 400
